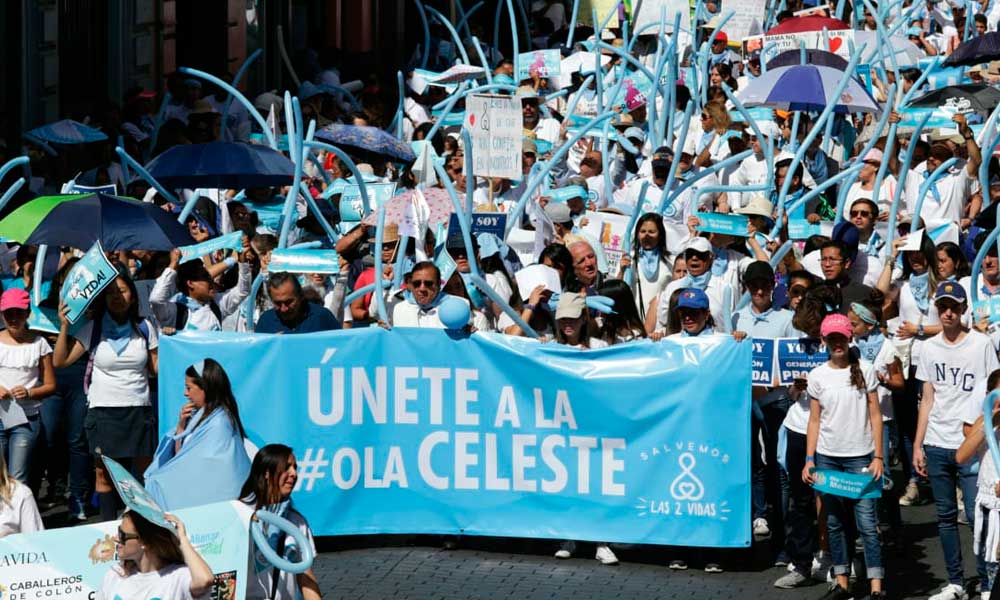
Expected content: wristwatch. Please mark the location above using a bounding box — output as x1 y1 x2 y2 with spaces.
524 303 536 312
917 323 925 336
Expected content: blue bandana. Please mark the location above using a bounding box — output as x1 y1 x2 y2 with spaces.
910 272 930 313
639 248 662 281
711 247 728 277
854 330 886 362
683 271 712 290
922 169 942 204
101 317 134 356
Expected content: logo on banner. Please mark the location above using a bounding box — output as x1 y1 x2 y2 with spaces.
634 441 732 520
88 536 116 564
212 570 238 600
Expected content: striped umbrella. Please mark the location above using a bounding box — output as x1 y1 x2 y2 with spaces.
24 119 107 145
736 64 881 114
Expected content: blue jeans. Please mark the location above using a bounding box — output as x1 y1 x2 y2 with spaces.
815 453 884 580
40 360 91 502
925 444 985 587
0 414 41 483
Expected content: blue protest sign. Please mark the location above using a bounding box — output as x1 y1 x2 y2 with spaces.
548 185 589 204
269 248 340 274
517 49 562 80
751 338 776 387
159 330 753 547
342 181 398 215
0 500 252 600
898 106 962 129
178 230 244 264
435 245 459 283
102 455 174 530
59 241 117 324
695 212 749 237
776 337 829 385
809 468 883 499
63 182 118 195
447 212 508 246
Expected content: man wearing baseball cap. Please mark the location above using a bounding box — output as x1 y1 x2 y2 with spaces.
914 281 999 600
654 236 736 334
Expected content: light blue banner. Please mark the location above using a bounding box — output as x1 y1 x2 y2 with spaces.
751 338 775 387
178 230 244 264
547 185 588 204
517 49 562 80
776 337 828 385
340 182 398 220
59 241 117 324
159 329 753 547
810 468 882 499
269 248 340 275
695 212 749 237
0 500 251 600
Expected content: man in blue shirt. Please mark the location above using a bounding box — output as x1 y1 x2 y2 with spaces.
255 272 341 334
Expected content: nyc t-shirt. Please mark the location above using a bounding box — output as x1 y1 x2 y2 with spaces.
916 330 1000 449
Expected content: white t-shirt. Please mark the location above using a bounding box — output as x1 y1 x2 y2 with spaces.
896 279 941 364
0 336 51 416
96 563 204 600
902 164 974 227
807 360 878 457
245 508 316 600
75 318 160 408
0 481 43 537
916 330 1000 449
730 153 769 210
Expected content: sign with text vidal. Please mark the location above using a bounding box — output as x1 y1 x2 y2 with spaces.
59 241 118 324
159 329 752 547
464 94 523 180
0 501 251 600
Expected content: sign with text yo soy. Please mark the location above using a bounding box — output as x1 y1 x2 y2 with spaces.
464 94 523 181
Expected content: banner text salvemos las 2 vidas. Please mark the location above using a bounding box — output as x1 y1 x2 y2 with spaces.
159 329 753 547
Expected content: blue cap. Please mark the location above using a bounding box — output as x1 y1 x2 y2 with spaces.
906 26 923 38
935 281 967 303
676 288 710 310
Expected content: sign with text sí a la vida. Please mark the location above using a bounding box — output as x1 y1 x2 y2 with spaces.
464 94 523 180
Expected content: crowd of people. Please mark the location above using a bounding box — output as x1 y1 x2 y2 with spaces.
5 0 1000 598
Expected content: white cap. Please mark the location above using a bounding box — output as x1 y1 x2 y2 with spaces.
684 236 713 254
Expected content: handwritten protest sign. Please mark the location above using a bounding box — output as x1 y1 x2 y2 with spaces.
744 29 855 62
178 230 244 264
751 338 776 387
631 0 691 33
518 49 562 80
465 94 523 180
59 240 118 324
725 0 767 41
776 337 828 385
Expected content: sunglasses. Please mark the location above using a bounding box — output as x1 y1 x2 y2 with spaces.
789 285 809 297
411 279 438 289
117 527 139 543
850 210 873 218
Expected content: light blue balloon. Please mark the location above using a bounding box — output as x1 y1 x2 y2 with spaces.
439 295 471 330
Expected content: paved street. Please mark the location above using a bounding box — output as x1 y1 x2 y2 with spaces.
36 484 969 599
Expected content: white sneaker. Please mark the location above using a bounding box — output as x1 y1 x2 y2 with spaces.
899 480 920 506
753 517 771 537
928 583 969 600
595 544 618 565
811 551 832 582
554 540 575 559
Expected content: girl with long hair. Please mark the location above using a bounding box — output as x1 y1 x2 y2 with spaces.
619 213 672 322
144 359 251 510
240 444 322 600
53 267 160 522
0 447 42 537
597 280 648 344
96 511 214 599
802 314 885 599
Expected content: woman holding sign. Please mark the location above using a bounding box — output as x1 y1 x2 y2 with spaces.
801 314 884 599
97 511 214 600
240 444 322 600
54 267 160 522
0 288 56 484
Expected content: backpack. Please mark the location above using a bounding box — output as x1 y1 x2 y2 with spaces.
83 315 151 395
175 299 223 330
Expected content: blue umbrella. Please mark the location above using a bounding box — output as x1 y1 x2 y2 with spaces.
314 124 416 161
145 142 295 189
737 64 881 114
944 31 1000 67
24 119 108 145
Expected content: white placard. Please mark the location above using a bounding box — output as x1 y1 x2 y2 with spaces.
744 29 855 60
631 0 691 34
464 94 523 180
724 0 767 42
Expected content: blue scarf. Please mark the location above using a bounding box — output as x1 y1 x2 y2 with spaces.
682 326 715 337
683 271 712 290
750 306 775 324
864 231 884 258
638 248 662 281
460 273 485 309
910 272 930 313
922 169 942 204
711 247 728 277
854 330 886 363
404 289 448 311
101 317 134 356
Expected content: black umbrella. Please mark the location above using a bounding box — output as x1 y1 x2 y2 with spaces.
765 49 849 71
146 142 295 190
908 84 1000 114
944 31 1000 67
